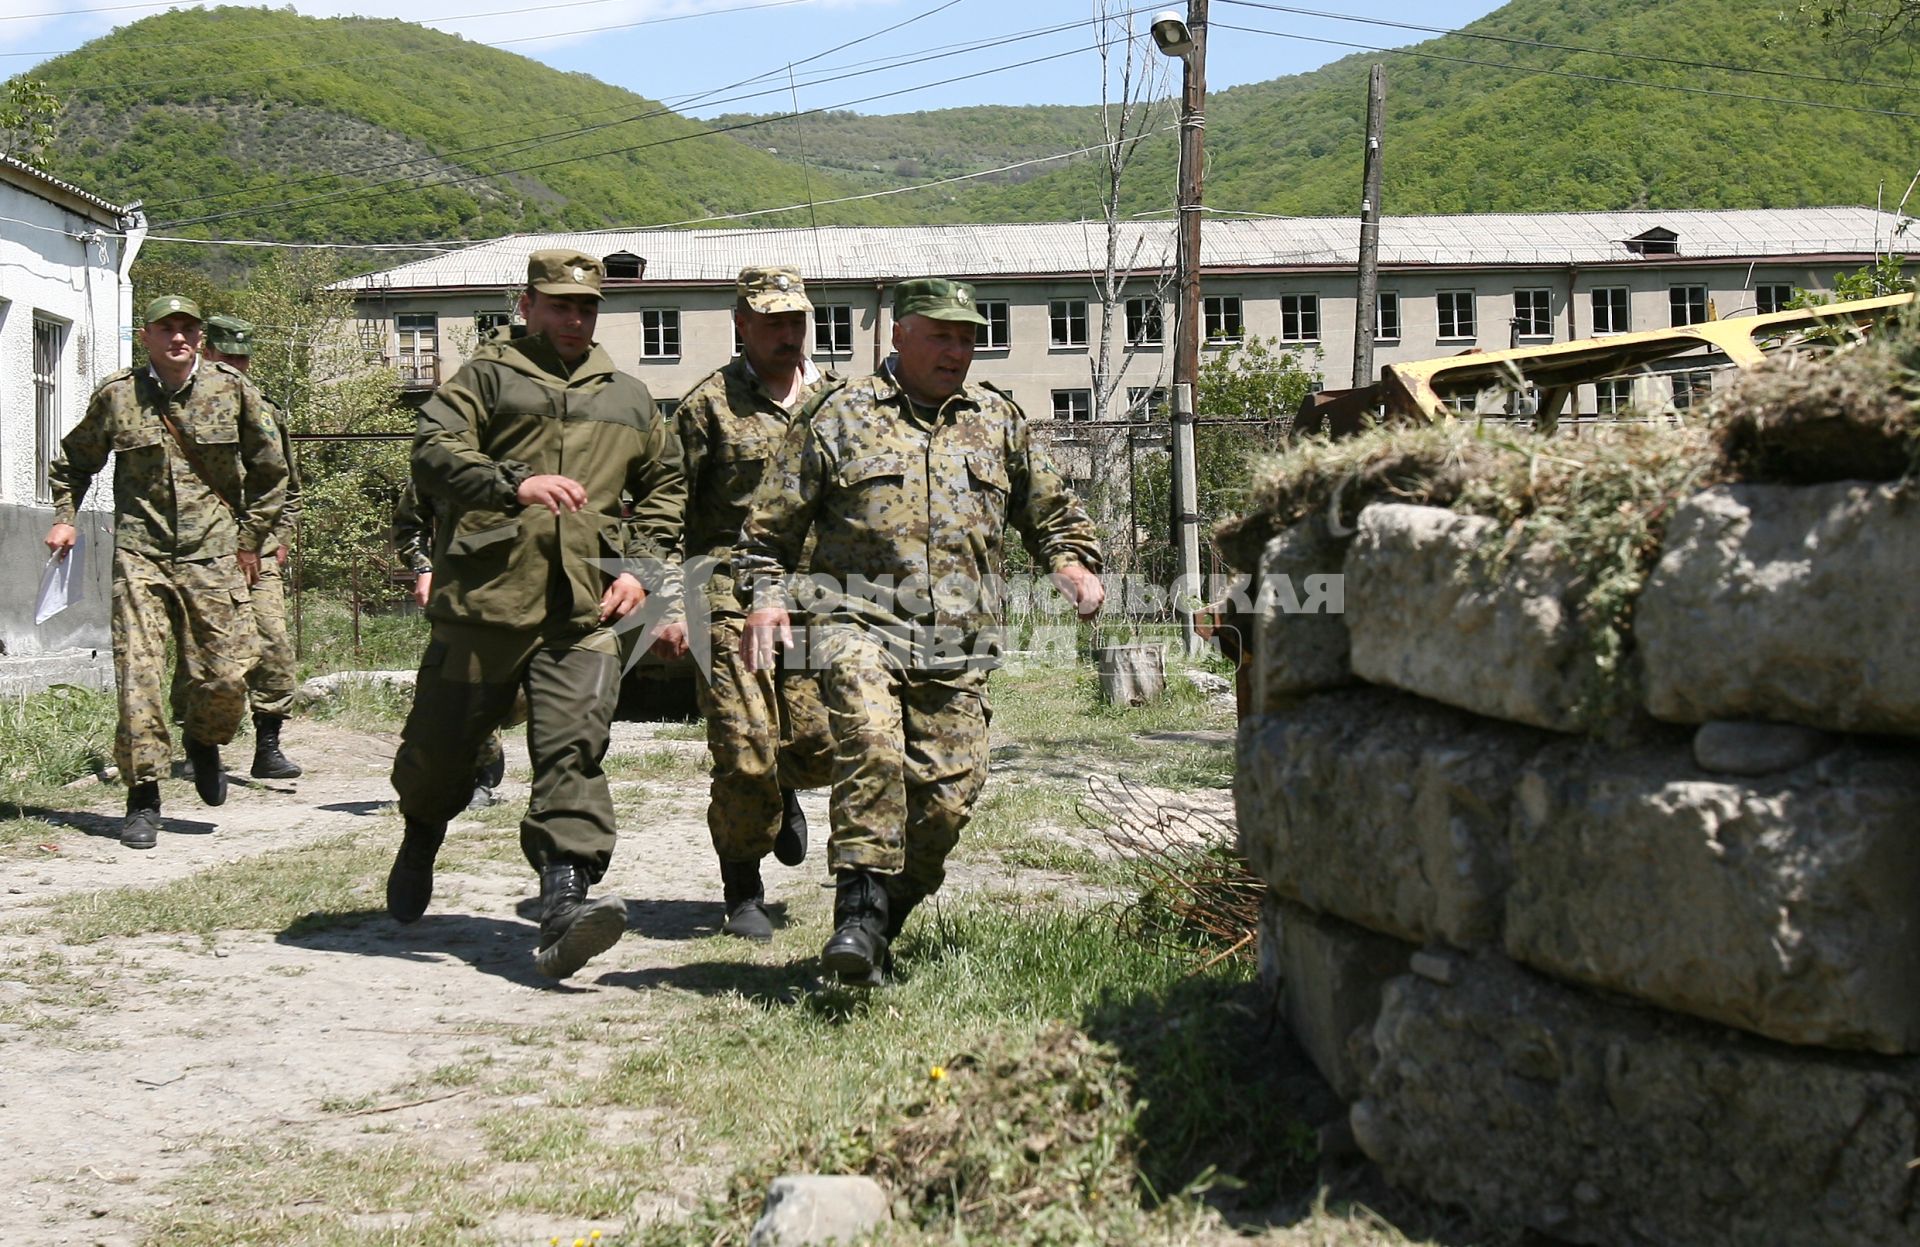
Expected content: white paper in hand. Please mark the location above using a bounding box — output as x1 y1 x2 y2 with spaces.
35 530 86 624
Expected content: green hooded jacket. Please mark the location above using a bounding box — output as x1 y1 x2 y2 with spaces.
412 331 685 633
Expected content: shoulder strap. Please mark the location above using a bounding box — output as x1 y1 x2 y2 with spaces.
153 384 241 517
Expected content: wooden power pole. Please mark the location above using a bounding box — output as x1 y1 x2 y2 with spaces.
1351 64 1386 389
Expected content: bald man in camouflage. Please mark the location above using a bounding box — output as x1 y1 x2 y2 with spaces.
45 295 288 849
734 277 1105 985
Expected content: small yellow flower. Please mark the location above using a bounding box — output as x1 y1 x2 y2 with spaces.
575 1239 587 1247
928 1065 947 1082
591 1235 603 1243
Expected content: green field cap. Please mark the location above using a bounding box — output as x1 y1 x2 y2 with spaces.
527 249 605 300
893 277 987 325
205 313 254 356
144 294 203 324
737 264 811 314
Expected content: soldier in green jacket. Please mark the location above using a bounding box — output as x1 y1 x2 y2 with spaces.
45 295 288 849
386 250 686 982
660 265 836 944
203 314 304 781
734 277 1105 985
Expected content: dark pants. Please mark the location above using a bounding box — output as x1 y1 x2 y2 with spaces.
391 623 622 880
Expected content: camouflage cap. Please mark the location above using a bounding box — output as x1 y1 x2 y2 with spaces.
205 313 255 356
144 294 203 325
736 265 811 314
526 249 605 301
893 277 987 326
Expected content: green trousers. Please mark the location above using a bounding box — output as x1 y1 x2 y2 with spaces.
113 548 253 785
391 621 622 880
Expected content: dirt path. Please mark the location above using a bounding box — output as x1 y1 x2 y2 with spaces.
0 718 803 1244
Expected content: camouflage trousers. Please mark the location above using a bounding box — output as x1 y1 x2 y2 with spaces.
696 618 833 862
811 625 991 897
113 549 254 786
246 556 296 717
391 621 621 880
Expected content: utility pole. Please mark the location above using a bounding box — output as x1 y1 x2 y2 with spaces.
1154 3 1206 655
1351 64 1385 389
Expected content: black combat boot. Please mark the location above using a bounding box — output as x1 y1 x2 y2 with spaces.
250 713 302 779
533 861 627 980
719 858 773 943
121 781 162 850
385 817 446 923
184 735 227 807
773 787 808 866
821 869 890 987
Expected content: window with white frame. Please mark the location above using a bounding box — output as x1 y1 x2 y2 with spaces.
1442 392 1477 414
1437 291 1476 340
1049 299 1088 348
1591 287 1630 335
1127 386 1169 420
1756 283 1794 315
1669 285 1708 327
1125 297 1163 346
815 304 854 357
973 300 1010 350
1375 292 1401 341
394 313 437 384
1513 288 1553 337
34 316 63 504
1594 377 1632 416
1204 295 1244 343
1671 369 1713 411
474 311 512 338
1280 293 1320 343
1052 389 1093 423
640 308 680 359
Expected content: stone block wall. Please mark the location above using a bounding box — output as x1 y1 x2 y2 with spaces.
1234 487 1920 1246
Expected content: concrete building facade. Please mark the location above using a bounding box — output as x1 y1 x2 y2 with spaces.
343 207 1906 427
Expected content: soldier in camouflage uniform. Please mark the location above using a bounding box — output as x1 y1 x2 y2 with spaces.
45 295 288 849
735 277 1105 984
392 480 511 808
662 265 835 943
386 250 686 982
203 314 304 781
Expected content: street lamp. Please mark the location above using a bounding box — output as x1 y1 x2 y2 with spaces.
1153 3 1205 655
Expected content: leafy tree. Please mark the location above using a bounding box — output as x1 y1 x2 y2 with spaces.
0 76 59 161
1798 0 1920 47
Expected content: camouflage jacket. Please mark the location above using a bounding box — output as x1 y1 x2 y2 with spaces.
674 356 836 616
733 363 1102 670
50 360 288 560
261 397 301 556
413 332 685 633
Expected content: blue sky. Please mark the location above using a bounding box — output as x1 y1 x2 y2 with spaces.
0 0 1509 116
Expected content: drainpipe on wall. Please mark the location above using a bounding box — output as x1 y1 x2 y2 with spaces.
116 205 149 371
872 279 886 372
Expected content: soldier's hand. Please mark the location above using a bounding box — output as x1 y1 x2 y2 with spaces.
411 571 433 609
743 606 792 673
517 474 588 514
275 545 291 568
1050 562 1105 622
44 523 78 558
651 620 690 661
237 549 262 586
600 572 646 623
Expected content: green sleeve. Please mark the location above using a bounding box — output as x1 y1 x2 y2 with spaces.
413 363 523 511
48 385 114 526
236 377 289 554
1008 403 1103 574
731 415 828 609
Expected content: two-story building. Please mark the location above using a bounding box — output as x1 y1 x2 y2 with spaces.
0 155 144 680
342 207 1904 429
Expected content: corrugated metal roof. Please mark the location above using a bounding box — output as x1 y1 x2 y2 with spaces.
343 207 1909 292
0 153 131 221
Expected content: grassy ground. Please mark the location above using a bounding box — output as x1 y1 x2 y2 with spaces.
5 622 1486 1245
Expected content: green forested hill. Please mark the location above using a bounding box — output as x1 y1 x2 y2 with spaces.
946 0 1917 220
22 6 919 277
